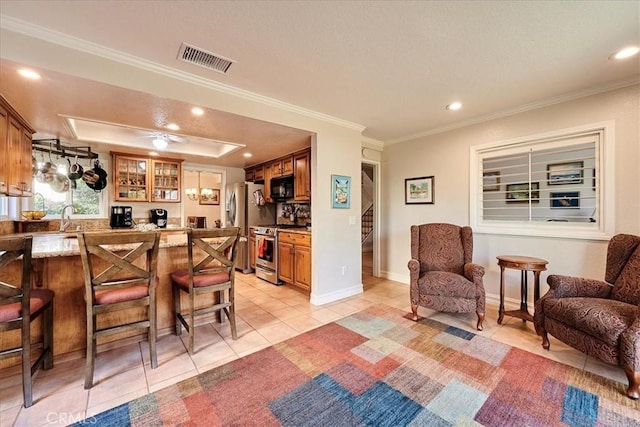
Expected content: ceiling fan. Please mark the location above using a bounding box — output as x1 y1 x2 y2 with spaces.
141 132 189 150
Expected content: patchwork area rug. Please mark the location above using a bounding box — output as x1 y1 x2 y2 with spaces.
74 306 640 426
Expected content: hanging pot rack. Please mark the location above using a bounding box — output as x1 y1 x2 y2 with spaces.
32 138 98 160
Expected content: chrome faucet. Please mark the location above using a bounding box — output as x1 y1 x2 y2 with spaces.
60 204 75 232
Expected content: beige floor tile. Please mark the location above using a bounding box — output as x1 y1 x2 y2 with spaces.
143 352 196 388
0 383 23 412
86 387 148 418
13 384 88 427
225 330 271 357
87 366 148 409
309 307 344 324
188 334 237 371
584 355 628 384
282 313 324 333
139 333 189 365
0 404 20 427
196 354 239 375
256 321 300 344
92 342 144 384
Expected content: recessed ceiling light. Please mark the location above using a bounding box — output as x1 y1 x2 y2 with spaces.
243 153 252 158
166 123 180 131
609 46 640 60
446 102 462 111
191 107 204 116
18 68 41 80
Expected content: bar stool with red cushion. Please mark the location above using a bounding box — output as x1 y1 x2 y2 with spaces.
78 230 160 389
171 227 240 354
0 235 54 407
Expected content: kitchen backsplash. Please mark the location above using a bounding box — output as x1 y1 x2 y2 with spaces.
276 202 310 226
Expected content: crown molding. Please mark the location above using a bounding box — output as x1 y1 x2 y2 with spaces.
386 77 639 146
0 15 365 133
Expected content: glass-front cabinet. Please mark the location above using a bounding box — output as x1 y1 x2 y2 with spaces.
112 153 182 202
114 155 149 202
151 160 181 202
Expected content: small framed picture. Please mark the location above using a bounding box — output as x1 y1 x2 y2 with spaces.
506 182 539 203
483 171 500 192
405 176 434 204
547 161 584 185
331 175 351 208
550 191 580 209
199 189 220 205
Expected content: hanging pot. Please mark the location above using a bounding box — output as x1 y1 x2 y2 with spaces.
84 160 108 192
51 172 70 193
32 155 38 177
68 156 84 180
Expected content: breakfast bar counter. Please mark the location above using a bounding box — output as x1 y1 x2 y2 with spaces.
0 230 225 369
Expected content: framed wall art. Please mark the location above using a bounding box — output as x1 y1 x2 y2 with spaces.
483 171 500 192
547 161 584 185
506 182 539 203
405 176 434 204
331 175 351 208
550 191 580 209
199 188 220 205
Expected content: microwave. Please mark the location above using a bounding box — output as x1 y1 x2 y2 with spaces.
270 176 294 201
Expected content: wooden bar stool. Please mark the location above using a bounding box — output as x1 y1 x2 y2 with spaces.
170 227 240 354
0 235 54 407
78 230 160 389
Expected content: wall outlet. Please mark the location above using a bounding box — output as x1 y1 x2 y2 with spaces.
341 265 348 275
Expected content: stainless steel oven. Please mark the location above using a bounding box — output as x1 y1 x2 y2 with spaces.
254 226 280 285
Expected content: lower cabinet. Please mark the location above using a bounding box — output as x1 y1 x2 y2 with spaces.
249 232 256 270
277 231 311 292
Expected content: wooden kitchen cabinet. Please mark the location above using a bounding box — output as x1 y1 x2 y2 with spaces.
0 95 36 197
113 153 182 202
253 165 265 182
113 154 149 202
249 228 256 270
294 149 311 201
271 155 293 178
264 160 273 202
151 160 181 202
278 231 311 292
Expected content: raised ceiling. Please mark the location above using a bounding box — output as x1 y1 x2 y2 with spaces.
0 1 638 167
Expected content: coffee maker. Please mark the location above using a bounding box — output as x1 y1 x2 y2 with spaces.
110 206 133 228
150 209 167 228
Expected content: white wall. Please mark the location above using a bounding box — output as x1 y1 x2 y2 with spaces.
382 85 640 309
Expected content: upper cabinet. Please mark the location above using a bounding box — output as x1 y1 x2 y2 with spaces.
293 150 311 201
0 95 36 197
271 155 293 178
113 153 182 202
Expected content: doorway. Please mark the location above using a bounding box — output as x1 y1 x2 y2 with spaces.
182 170 224 227
361 161 379 282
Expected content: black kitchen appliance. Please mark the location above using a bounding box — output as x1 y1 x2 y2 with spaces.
150 209 167 228
270 176 294 201
110 206 133 228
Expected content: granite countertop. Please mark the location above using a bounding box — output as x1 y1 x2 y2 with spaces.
30 231 191 258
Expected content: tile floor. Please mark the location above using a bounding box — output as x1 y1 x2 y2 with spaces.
0 267 631 426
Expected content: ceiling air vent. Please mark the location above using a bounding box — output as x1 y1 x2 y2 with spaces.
177 43 235 74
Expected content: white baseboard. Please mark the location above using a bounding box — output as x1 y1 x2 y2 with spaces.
310 284 363 306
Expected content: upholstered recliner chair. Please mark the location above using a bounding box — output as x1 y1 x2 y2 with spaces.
534 233 640 399
408 223 486 330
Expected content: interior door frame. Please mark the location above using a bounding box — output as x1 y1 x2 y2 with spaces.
361 159 380 277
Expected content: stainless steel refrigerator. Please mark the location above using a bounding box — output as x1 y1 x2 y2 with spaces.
225 182 276 272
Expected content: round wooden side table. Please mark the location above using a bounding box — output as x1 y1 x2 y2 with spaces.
497 255 548 324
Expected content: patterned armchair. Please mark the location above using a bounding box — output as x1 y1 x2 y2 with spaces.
407 223 486 330
534 233 640 399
